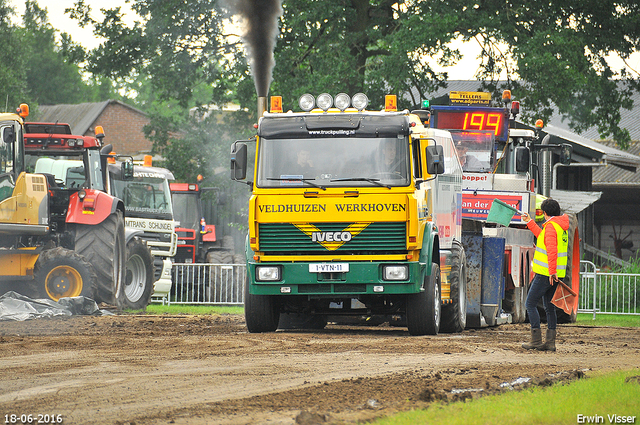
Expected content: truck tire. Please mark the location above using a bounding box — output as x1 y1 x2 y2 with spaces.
556 214 580 323
244 271 279 333
74 210 126 309
440 241 467 333
34 247 98 302
123 237 154 310
406 262 441 336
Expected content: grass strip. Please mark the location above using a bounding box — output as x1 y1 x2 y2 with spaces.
373 369 640 425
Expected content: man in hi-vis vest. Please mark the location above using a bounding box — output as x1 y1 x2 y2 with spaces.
521 198 569 352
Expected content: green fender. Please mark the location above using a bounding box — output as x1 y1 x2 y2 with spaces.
418 221 440 278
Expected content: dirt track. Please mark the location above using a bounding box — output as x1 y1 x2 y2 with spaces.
1 313 639 425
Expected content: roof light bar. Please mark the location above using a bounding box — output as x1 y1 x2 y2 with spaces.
299 94 315 112
316 93 333 111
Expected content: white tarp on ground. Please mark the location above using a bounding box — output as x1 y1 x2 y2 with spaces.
0 291 113 321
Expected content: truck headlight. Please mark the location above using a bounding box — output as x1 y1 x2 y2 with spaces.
383 265 408 281
256 266 281 281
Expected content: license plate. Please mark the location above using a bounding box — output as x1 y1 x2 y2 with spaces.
309 263 349 273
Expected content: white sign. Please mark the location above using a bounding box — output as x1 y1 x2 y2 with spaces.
308 263 349 273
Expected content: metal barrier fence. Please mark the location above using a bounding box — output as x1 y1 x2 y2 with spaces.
157 261 640 317
579 260 640 317
166 263 246 305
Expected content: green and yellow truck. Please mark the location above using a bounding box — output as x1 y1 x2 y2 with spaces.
231 93 469 335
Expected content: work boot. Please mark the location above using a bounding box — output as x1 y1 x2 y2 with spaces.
543 329 557 352
522 328 544 350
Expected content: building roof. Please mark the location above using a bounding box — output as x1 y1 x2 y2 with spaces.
34 100 147 135
591 141 640 187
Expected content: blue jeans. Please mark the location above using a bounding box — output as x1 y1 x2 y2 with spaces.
525 273 557 330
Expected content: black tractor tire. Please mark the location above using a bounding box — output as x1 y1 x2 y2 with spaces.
205 250 233 264
205 250 235 302
34 247 97 302
123 237 154 310
440 241 468 333
244 271 280 333
556 214 580 323
74 210 126 309
406 262 441 336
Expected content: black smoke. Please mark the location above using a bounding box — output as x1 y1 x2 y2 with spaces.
232 0 283 97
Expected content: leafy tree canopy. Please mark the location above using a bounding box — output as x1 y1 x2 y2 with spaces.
73 0 640 147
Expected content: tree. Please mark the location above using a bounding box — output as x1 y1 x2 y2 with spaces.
18 1 118 105
74 0 640 146
0 0 28 108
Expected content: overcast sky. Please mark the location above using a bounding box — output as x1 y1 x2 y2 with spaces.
8 0 640 82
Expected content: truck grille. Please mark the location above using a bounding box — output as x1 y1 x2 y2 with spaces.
258 222 406 254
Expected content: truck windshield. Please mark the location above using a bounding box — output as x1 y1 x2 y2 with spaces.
450 131 495 173
171 192 200 231
111 175 173 219
256 137 410 188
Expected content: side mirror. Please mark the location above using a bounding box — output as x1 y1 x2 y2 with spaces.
231 142 248 180
560 143 572 165
515 146 530 172
3 126 15 144
121 158 134 180
426 145 445 175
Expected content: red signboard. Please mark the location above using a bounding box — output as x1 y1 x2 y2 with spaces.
462 192 526 223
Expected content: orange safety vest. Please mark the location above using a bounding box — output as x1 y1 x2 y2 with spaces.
532 221 568 277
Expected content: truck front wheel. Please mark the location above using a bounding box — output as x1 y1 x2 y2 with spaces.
123 238 154 310
244 272 279 333
440 241 468 333
406 262 441 336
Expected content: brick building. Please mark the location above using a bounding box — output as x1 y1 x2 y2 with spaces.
34 100 153 157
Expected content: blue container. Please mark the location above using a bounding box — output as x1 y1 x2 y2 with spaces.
481 237 506 326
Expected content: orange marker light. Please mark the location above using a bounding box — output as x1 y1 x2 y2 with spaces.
94 125 105 139
108 151 116 164
535 119 544 129
17 103 29 118
143 155 152 167
502 90 512 101
385 95 397 112
270 96 283 113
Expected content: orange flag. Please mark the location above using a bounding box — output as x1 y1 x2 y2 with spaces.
551 279 578 315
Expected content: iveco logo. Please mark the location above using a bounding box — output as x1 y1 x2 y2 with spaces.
311 231 352 243
295 223 371 251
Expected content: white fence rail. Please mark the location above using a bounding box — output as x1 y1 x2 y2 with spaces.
159 262 640 317
579 260 640 317
166 263 246 305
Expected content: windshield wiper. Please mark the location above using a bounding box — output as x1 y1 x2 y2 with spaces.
330 177 391 189
267 177 326 190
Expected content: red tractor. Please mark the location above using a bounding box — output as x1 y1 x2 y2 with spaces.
22 121 130 305
170 179 234 264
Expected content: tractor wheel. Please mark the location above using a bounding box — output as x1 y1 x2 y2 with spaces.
123 237 154 310
34 247 97 302
244 271 279 333
74 210 126 309
205 250 234 302
557 214 580 323
406 262 441 336
440 241 468 333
